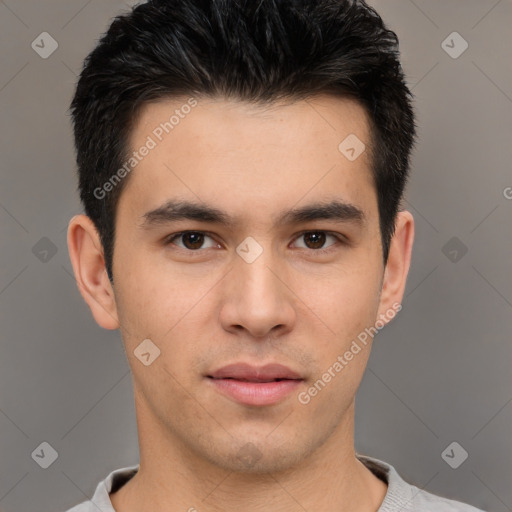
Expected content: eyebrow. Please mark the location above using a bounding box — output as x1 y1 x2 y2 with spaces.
139 198 365 230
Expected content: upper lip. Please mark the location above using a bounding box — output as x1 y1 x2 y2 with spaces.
207 363 303 382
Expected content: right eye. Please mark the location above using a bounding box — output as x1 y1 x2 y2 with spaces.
164 231 220 251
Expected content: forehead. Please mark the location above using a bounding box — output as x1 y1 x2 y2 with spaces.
119 94 375 224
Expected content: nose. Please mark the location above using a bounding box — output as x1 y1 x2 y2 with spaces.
218 249 296 340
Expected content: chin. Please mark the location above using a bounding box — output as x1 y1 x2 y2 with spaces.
201 437 316 475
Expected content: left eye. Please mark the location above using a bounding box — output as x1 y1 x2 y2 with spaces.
292 231 339 251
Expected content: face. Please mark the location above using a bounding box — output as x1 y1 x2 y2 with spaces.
69 94 413 474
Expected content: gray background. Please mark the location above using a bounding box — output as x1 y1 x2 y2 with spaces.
0 1 510 511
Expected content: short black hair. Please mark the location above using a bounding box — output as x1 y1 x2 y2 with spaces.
70 0 416 282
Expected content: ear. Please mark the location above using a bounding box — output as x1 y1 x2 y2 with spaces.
67 214 120 330
376 210 414 321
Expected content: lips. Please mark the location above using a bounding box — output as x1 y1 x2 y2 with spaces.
206 363 304 406
207 363 303 382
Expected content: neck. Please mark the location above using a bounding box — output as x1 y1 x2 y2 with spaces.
111 399 387 512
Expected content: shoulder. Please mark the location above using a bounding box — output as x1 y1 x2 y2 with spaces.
61 465 139 512
409 485 486 511
63 502 99 512
357 454 486 512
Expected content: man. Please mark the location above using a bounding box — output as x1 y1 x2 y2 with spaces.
65 0 484 510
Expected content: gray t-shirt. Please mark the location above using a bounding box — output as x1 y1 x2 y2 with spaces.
64 454 485 511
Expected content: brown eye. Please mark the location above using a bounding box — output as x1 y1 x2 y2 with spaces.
303 232 327 249
181 232 205 250
293 231 340 251
166 231 218 250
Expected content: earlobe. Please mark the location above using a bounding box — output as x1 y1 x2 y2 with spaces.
67 214 120 330
377 210 414 321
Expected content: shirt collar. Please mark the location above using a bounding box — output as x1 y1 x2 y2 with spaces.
87 454 415 512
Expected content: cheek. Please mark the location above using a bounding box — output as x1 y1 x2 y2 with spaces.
113 254 214 379
298 277 379 417
114 241 190 331
299 261 382 412
295 261 382 347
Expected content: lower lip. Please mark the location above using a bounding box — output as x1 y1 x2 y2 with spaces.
207 377 302 406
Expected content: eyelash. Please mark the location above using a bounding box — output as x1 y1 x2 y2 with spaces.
164 230 347 254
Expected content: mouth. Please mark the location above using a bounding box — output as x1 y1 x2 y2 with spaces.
208 377 297 382
206 363 304 406
207 362 303 381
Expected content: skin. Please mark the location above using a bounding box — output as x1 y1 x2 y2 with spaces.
67 94 414 512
